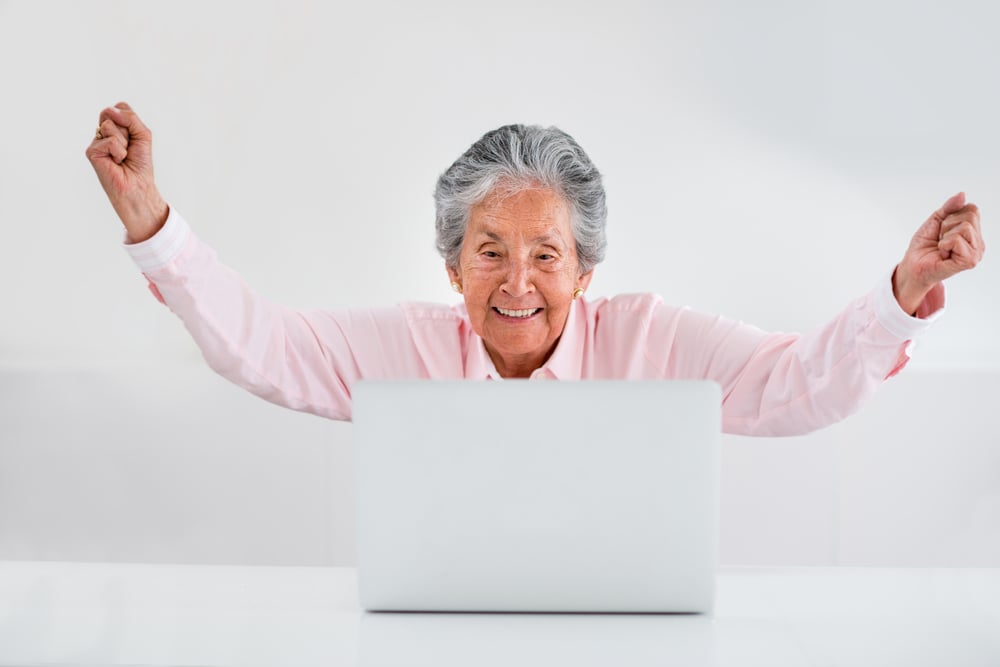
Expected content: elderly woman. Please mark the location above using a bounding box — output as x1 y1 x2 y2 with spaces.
87 103 984 436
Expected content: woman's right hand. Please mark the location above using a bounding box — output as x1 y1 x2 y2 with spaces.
86 102 169 243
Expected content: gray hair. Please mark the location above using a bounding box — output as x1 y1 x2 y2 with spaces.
434 124 607 274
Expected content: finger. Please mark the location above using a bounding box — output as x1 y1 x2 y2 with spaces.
939 234 981 271
86 135 128 165
106 134 128 163
967 203 982 234
98 105 123 126
940 209 982 238
941 221 980 254
98 118 128 145
914 194 967 241
940 230 976 261
99 102 151 142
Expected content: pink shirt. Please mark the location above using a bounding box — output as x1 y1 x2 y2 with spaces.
126 208 945 436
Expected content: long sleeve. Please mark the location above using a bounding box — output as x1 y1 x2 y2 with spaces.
646 279 944 436
123 208 433 421
124 208 945 435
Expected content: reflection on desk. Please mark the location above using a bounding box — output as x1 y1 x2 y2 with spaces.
0 562 998 666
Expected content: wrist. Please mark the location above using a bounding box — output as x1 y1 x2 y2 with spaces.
891 264 932 316
117 194 169 244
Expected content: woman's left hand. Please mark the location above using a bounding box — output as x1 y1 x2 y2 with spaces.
893 192 985 315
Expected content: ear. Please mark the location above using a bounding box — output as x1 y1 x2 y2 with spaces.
446 264 461 290
577 269 594 292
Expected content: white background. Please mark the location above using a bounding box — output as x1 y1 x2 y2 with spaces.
0 0 997 566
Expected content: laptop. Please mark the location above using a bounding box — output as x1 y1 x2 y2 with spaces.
353 380 720 613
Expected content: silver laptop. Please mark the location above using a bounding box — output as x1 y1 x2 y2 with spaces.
353 380 720 613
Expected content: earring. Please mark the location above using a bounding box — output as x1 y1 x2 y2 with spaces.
451 282 463 294
573 288 585 300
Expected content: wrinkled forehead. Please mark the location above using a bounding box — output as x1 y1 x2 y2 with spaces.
468 186 573 244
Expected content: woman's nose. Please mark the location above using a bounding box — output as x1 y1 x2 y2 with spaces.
501 259 534 297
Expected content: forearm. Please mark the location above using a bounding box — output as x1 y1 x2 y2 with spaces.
670 274 942 437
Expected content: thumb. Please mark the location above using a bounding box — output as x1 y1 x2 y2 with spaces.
102 102 152 144
914 192 966 242
938 191 966 217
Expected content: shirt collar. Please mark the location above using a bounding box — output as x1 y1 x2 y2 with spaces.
537 298 585 380
465 337 502 380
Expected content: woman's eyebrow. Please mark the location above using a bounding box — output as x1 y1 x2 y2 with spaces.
478 229 564 245
534 233 568 248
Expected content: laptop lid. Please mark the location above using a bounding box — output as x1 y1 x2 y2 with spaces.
354 380 720 613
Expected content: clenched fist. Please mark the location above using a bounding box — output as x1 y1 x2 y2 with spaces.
893 193 985 315
86 102 168 243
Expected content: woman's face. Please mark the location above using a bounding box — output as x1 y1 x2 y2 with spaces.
447 187 593 378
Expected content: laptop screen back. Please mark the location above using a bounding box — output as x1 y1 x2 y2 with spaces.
354 380 720 613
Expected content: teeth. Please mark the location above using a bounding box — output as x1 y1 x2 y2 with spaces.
496 307 539 318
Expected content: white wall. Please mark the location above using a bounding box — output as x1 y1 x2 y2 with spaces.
3 366 998 567
0 0 997 566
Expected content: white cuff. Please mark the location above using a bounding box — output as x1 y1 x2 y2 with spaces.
873 270 944 340
122 206 191 272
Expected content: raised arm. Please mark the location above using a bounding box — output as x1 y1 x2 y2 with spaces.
84 103 441 420
654 194 984 437
122 210 439 420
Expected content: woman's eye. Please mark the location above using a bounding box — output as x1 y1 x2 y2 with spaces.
538 254 554 261
483 251 500 258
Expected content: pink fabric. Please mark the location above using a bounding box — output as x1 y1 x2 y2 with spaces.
144 277 166 304
127 208 944 436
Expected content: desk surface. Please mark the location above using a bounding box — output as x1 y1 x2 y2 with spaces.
1 562 998 666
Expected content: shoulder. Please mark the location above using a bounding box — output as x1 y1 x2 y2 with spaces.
399 301 470 326
584 293 667 325
307 302 468 342
396 302 470 377
397 301 472 345
588 292 663 312
583 293 697 348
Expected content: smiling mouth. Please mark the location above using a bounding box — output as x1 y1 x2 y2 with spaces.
493 307 542 319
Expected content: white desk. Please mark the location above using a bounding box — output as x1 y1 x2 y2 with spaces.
1 562 998 666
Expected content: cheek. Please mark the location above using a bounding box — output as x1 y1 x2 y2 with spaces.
460 273 498 308
461 262 504 289
544 270 579 300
